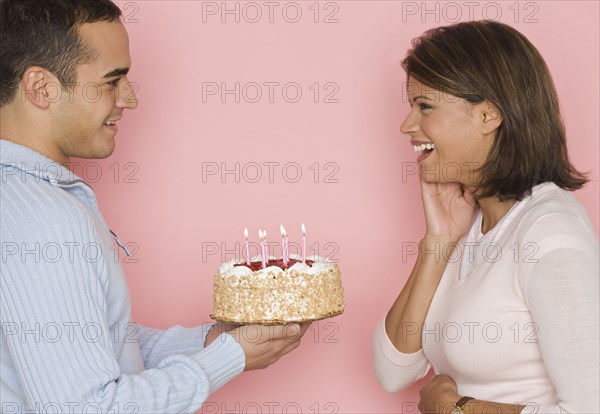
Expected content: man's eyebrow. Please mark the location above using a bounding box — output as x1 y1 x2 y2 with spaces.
102 67 129 79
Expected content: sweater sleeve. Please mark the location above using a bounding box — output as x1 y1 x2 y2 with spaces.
372 318 431 392
519 218 599 413
0 195 245 413
136 324 215 369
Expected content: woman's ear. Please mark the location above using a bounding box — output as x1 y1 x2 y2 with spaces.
481 101 503 134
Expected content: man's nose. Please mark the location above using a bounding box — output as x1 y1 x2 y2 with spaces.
116 78 138 110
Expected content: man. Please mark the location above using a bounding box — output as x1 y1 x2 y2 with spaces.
0 0 307 412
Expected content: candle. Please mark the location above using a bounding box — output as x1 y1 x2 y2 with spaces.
244 227 250 265
263 230 268 268
259 230 267 269
285 230 289 265
301 222 306 263
280 224 288 266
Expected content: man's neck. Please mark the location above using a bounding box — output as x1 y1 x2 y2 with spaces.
1 109 69 167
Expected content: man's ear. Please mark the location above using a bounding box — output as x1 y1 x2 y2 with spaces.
22 67 60 109
481 100 503 135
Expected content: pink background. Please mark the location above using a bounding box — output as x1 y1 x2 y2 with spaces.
86 1 599 412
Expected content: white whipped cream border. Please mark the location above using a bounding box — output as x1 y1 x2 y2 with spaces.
217 255 334 278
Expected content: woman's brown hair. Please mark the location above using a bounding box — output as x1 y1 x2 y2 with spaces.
402 20 588 200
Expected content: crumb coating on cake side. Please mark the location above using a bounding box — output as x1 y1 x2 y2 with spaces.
211 257 344 324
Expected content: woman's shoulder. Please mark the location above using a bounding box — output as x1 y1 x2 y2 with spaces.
513 182 598 255
520 182 594 226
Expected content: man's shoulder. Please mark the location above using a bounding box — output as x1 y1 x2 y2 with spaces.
1 169 96 242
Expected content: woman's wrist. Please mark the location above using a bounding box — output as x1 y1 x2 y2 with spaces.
422 231 460 243
447 395 472 414
422 235 454 243
420 236 460 259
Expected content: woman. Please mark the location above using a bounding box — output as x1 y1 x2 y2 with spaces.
373 20 599 413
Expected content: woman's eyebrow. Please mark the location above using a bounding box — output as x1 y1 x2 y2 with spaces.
409 95 432 103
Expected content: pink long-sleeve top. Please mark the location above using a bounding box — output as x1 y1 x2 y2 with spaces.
373 182 599 413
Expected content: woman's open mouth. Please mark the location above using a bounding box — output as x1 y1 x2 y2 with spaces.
413 143 435 163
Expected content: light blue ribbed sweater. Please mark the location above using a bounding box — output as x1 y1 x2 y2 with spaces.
0 139 245 413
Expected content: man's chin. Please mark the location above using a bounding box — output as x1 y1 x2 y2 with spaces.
77 139 116 160
96 146 116 159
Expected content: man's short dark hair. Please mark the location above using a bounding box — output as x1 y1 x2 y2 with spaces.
0 0 122 107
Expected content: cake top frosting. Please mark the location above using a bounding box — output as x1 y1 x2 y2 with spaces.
217 255 334 278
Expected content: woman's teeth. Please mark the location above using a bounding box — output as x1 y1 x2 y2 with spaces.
413 143 435 152
104 121 116 126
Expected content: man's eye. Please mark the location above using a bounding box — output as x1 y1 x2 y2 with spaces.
107 78 120 88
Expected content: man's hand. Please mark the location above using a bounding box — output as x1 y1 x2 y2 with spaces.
234 323 311 371
204 322 237 347
205 322 311 371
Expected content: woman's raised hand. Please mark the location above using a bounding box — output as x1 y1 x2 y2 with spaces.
420 179 477 243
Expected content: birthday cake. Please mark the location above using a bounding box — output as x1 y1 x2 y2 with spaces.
211 255 344 324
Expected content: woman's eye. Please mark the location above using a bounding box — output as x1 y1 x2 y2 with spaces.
419 103 432 111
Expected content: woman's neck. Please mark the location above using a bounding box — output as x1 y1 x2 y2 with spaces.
477 196 517 234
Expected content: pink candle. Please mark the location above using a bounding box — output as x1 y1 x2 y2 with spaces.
285 235 289 265
280 225 288 266
259 229 267 269
244 227 250 265
264 230 269 267
301 222 306 263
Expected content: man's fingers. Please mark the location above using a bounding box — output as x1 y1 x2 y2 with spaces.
267 337 302 366
238 324 306 371
270 324 301 341
232 324 303 344
299 321 312 335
